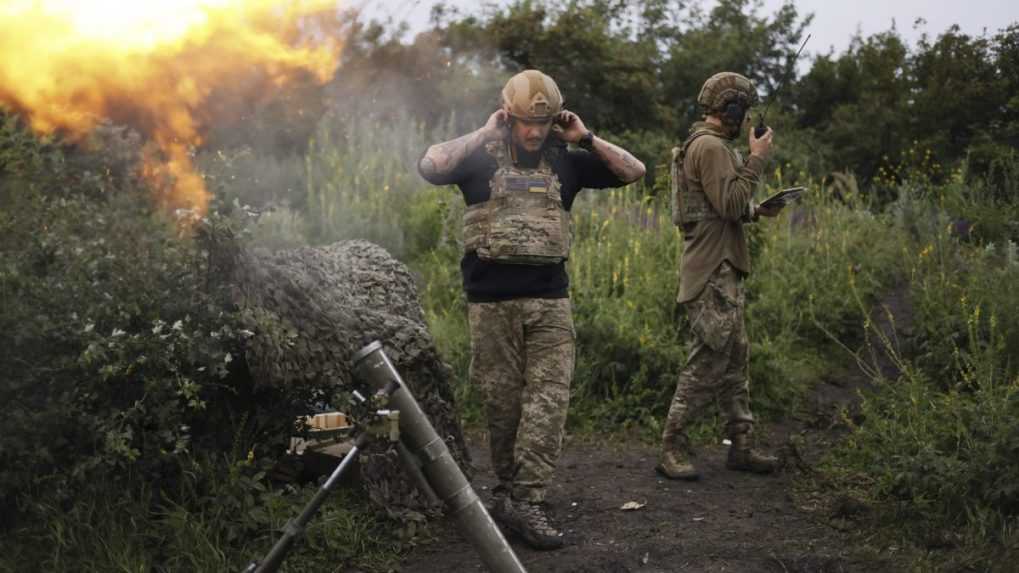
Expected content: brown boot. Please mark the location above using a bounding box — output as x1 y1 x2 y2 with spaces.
501 497 564 550
656 435 700 480
726 426 778 474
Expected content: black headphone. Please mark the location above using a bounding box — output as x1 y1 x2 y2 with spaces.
722 100 747 125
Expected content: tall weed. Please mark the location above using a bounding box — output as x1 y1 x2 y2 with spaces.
822 160 1019 567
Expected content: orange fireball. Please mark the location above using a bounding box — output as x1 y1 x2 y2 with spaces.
0 0 342 215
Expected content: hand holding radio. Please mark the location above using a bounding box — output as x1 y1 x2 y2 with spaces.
749 125 773 159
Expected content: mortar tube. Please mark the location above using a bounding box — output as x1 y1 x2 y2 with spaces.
352 341 527 573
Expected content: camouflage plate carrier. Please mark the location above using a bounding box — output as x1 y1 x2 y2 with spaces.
671 128 718 229
463 141 570 265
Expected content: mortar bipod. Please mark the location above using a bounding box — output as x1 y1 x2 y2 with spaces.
243 388 400 573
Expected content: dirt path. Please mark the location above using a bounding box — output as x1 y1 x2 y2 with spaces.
396 287 914 573
397 431 892 573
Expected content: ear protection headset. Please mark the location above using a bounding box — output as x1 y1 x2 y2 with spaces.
722 99 748 125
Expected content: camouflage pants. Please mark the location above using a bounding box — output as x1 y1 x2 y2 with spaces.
662 261 754 448
468 297 575 503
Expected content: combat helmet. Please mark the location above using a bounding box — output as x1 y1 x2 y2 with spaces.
697 72 758 115
502 70 564 122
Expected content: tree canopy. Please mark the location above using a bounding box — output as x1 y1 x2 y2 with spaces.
325 0 1017 190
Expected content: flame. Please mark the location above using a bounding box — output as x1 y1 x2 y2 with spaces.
0 0 342 215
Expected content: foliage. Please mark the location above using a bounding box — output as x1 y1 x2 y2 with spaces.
432 0 811 177
745 175 904 415
829 286 1019 566
0 110 64 178
0 114 404 570
1 455 402 572
658 0 811 129
440 0 664 135
0 138 231 506
566 185 684 434
432 2 1017 193
302 110 456 258
818 156 1019 569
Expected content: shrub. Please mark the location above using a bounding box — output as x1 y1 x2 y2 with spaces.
1 455 403 572
0 110 404 573
822 163 1019 566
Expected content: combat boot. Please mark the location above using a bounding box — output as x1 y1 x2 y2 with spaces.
655 435 700 480
488 487 509 525
501 497 564 550
726 426 778 474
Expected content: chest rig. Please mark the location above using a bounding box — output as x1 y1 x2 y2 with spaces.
671 129 742 229
463 141 571 265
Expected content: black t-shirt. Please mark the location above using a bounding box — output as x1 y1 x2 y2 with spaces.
425 140 625 302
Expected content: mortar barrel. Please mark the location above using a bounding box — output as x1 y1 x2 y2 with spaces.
352 341 527 573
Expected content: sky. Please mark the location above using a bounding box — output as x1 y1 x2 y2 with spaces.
356 0 1019 58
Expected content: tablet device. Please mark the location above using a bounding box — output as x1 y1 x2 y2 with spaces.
759 186 805 210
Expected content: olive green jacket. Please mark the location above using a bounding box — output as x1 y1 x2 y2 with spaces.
677 122 765 304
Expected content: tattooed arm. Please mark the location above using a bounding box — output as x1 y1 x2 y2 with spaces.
588 136 646 184
418 109 507 183
554 111 645 183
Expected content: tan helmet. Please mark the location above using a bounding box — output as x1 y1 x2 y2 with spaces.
501 70 564 121
697 72 758 115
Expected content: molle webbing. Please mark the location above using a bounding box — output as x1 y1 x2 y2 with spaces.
463 206 487 253
462 142 570 265
672 130 720 227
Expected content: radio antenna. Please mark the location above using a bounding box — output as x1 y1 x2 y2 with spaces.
755 34 811 137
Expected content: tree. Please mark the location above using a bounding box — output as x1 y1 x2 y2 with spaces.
794 31 911 182
438 0 664 135
659 0 811 133
911 27 1003 166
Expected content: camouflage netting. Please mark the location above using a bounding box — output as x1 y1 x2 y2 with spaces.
225 238 468 516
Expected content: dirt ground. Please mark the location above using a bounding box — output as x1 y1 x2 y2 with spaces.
394 288 913 573
395 428 893 573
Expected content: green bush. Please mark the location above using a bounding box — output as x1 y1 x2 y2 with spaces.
300 111 451 258
0 177 236 504
821 160 1019 566
566 185 684 434
746 176 905 414
2 455 403 572
0 110 404 573
833 341 1019 554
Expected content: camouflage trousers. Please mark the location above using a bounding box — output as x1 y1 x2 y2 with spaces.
662 261 754 448
468 297 575 503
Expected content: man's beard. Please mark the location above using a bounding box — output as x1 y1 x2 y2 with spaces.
520 137 545 151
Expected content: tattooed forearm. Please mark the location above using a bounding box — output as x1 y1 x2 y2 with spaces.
591 137 646 183
419 129 491 181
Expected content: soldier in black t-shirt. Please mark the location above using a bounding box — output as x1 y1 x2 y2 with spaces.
419 70 645 550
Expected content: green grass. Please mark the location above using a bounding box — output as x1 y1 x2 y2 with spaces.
0 458 405 573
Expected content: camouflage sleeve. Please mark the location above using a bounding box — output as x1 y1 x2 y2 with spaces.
694 139 765 222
